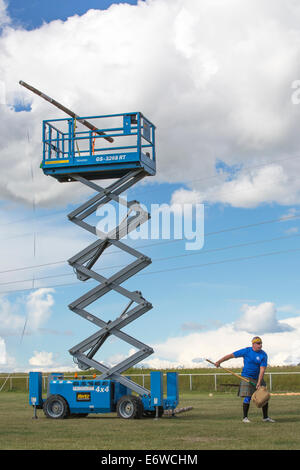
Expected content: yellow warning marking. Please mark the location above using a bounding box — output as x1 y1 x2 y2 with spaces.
45 160 69 164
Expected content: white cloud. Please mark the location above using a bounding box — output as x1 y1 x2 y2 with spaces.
0 0 10 28
141 303 300 368
171 164 300 209
171 189 202 207
0 295 21 368
0 295 26 335
29 350 54 367
0 337 6 364
2 300 300 371
234 302 293 334
284 227 299 235
181 322 205 332
0 288 55 336
0 209 100 294
27 364 78 373
280 207 300 219
0 288 55 369
0 0 300 207
26 288 54 330
278 304 300 315
0 351 16 372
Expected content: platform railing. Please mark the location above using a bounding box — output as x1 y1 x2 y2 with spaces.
42 113 155 164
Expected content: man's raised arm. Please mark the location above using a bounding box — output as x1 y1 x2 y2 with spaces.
215 353 235 368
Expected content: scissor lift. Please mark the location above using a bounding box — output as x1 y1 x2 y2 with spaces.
29 112 179 419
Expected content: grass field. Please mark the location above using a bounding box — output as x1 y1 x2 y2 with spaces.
0 391 299 450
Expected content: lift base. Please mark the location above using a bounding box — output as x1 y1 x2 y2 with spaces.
29 371 179 419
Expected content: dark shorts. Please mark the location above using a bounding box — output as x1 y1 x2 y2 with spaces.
237 378 266 397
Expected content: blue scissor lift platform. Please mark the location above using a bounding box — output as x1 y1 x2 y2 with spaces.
29 112 179 419
42 112 156 182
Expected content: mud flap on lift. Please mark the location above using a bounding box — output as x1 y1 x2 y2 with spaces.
150 371 179 410
150 371 163 407
166 372 179 407
29 372 43 408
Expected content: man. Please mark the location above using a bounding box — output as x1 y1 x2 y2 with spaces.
215 336 275 423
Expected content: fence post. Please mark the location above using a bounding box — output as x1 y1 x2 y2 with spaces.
214 374 217 391
269 373 272 392
189 374 192 391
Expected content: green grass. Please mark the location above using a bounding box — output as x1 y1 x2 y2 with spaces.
0 391 300 450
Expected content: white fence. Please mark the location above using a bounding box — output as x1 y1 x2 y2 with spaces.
184 371 300 392
1 371 300 392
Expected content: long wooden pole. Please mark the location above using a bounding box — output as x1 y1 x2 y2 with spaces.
19 80 114 143
206 358 257 386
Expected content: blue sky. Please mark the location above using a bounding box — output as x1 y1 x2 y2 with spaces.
1 0 300 373
6 0 141 29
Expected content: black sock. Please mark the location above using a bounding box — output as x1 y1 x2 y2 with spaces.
243 403 250 418
262 403 268 419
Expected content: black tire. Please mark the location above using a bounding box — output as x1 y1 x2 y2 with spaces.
43 394 70 419
116 395 143 419
133 396 144 418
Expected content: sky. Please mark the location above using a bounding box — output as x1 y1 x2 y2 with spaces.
1 0 300 374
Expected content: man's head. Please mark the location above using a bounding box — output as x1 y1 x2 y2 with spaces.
251 336 262 351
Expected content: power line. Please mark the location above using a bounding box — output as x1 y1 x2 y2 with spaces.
0 208 68 229
1 152 300 229
141 247 300 277
183 153 300 188
152 232 300 263
0 244 299 296
1 170 299 251
0 212 299 276
0 259 66 275
0 232 299 290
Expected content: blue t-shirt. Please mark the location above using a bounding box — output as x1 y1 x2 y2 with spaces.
233 347 268 380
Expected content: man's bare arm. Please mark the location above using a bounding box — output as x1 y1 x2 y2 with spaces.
215 353 235 368
257 366 266 388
